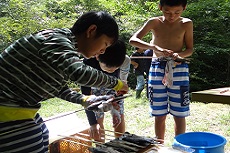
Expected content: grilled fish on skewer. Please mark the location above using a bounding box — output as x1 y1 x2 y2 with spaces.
105 139 140 152
89 131 162 153
89 145 122 153
121 132 159 146
116 139 146 149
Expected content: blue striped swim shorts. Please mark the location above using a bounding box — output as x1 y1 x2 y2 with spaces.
148 60 190 117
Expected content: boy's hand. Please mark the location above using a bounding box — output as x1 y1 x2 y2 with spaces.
162 49 174 57
117 80 129 95
86 98 115 112
172 53 182 59
133 63 138 69
82 95 114 108
89 124 103 142
154 45 173 57
97 100 113 112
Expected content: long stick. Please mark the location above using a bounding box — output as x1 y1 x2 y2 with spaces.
130 56 192 63
0 94 133 136
130 56 192 60
111 94 132 102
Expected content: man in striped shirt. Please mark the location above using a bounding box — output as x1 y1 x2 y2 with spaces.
0 11 128 153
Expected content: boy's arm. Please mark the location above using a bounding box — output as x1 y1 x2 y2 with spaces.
119 55 131 81
130 60 138 69
80 58 94 96
144 49 153 74
130 52 139 68
40 39 123 92
178 20 194 58
129 18 173 56
129 18 159 50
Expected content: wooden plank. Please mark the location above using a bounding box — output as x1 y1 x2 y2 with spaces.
191 87 230 104
45 112 89 144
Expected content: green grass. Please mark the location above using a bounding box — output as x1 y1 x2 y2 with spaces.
39 89 230 152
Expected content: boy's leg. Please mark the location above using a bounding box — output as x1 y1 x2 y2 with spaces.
169 85 189 137
96 117 105 143
146 78 149 98
114 100 125 138
136 75 145 98
174 116 186 136
148 60 169 143
114 114 125 138
168 63 190 137
95 112 105 143
155 115 167 144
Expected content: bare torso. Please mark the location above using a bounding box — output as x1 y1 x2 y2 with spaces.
150 16 192 57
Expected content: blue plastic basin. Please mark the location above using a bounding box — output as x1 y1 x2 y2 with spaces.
172 132 227 153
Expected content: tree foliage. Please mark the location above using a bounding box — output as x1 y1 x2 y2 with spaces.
183 0 230 91
0 0 229 91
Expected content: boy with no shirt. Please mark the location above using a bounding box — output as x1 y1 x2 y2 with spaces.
129 0 193 143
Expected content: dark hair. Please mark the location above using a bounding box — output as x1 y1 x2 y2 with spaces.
71 11 119 43
160 0 187 7
98 40 126 67
135 47 139 50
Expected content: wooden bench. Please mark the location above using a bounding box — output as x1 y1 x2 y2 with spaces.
192 87 230 104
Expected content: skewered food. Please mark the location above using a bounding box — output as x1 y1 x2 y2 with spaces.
89 132 160 153
89 145 122 153
120 132 159 146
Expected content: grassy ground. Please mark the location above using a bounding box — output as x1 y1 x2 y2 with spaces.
39 89 230 152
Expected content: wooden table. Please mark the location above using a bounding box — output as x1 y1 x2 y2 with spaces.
191 87 230 104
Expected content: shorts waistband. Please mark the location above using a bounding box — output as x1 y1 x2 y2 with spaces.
154 57 188 63
0 105 39 122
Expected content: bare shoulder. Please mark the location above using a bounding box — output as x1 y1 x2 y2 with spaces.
147 16 162 23
144 16 162 29
181 17 193 30
181 17 193 24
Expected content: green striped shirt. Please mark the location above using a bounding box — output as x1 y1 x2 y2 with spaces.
0 28 118 108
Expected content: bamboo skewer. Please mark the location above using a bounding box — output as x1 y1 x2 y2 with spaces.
100 128 123 135
100 128 165 143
